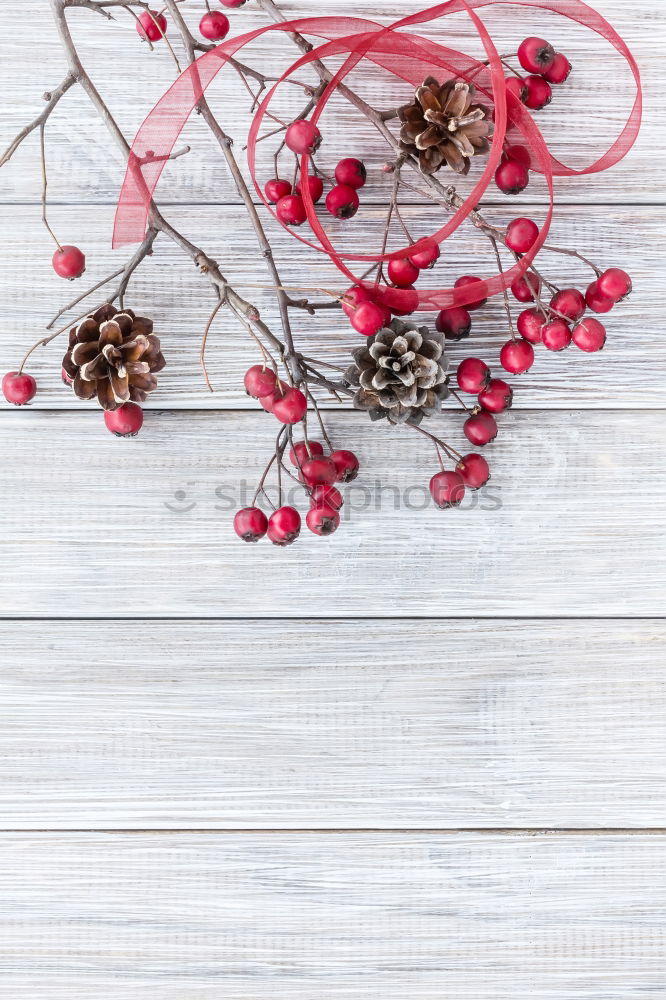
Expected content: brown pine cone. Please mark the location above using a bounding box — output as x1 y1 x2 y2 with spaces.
398 77 490 175
62 304 166 410
345 318 449 425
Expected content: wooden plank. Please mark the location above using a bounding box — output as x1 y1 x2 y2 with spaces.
0 620 664 829
0 204 660 411
1 409 664 617
0 1 659 204
0 833 664 997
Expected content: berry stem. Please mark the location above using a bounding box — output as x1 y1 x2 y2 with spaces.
200 296 224 392
489 234 516 339
540 242 604 276
406 421 463 462
39 123 62 249
449 387 475 415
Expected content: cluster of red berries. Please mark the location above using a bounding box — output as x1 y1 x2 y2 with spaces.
504 221 631 371
238 363 360 543
339 240 439 338
266 118 367 225
456 357 514 447
495 36 572 196
430 451 491 509
234 428 359 547
243 364 308 423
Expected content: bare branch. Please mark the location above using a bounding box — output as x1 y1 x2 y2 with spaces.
0 73 76 168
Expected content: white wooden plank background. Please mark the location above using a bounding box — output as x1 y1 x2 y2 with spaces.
2 409 665 616
1 621 664 829
0 0 665 996
1 834 664 999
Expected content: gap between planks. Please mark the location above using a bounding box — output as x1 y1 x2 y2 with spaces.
3 828 666 836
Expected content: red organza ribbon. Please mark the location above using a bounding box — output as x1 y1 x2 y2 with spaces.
113 0 641 311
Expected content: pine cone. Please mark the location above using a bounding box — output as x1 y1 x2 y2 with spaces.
345 318 449 425
398 77 490 175
62 304 166 410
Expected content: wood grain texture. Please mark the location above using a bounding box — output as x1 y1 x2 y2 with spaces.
0 1 659 204
1 204 663 411
1 408 665 617
0 833 664 998
0 620 664 829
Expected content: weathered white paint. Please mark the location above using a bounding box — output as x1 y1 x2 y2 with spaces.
0 833 664 998
0 620 664 829
0 1 664 994
1 409 665 616
0 205 662 411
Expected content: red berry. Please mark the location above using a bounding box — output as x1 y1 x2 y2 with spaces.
457 358 491 394
495 159 530 195
543 53 572 84
258 381 289 414
104 402 143 437
52 245 85 280
300 456 338 486
500 338 534 374
408 240 440 270
325 184 359 220
306 504 340 536
429 470 466 509
219 0 248 6
541 318 572 352
285 120 321 155
334 158 366 189
511 272 541 303
456 453 490 490
572 318 606 353
310 484 344 510
505 144 532 170
478 377 513 413
199 11 229 40
2 370 36 405
597 268 632 302
388 257 419 288
518 37 555 74
435 307 471 341
267 506 301 546
234 507 268 542
454 275 487 311
272 387 307 424
517 307 544 343
505 217 539 254
550 287 586 322
351 301 385 336
289 440 324 466
524 75 552 110
264 177 291 203
504 75 528 104
259 391 277 413
463 411 497 447
330 449 359 482
295 174 324 203
136 10 167 41
244 365 277 398
61 367 73 386
276 194 307 226
585 280 615 314
341 285 372 319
